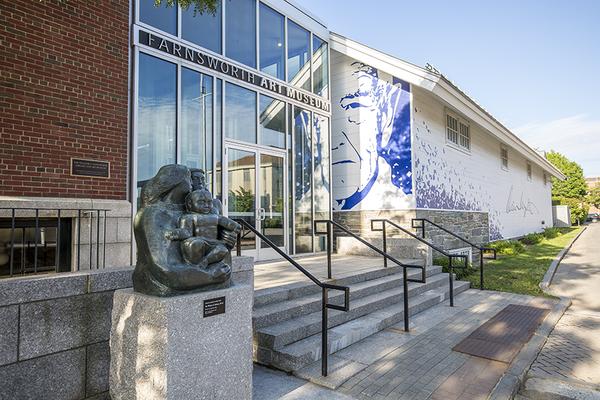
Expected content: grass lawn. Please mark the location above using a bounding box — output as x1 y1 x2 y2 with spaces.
464 227 583 296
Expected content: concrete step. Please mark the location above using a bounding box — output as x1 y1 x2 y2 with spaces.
253 265 443 329
259 281 471 372
255 272 456 351
254 258 427 308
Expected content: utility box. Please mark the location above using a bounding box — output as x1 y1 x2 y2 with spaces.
552 205 571 227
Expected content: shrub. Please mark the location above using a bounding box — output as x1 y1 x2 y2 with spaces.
543 227 562 239
433 257 476 280
520 233 544 245
487 240 525 255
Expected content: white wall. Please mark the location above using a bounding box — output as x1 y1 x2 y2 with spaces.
330 51 415 212
412 87 553 239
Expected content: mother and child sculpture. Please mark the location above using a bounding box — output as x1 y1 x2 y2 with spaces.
132 164 241 297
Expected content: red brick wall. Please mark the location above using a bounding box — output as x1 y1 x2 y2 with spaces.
0 0 130 199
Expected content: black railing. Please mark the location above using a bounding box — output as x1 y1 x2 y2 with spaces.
370 219 467 307
314 219 425 332
0 207 110 278
234 219 350 377
411 218 497 290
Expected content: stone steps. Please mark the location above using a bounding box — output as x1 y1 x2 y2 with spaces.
253 265 442 329
255 271 452 350
257 281 471 372
254 258 426 308
253 256 471 374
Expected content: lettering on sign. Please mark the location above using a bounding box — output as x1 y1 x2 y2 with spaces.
138 29 331 113
203 296 226 318
71 158 110 178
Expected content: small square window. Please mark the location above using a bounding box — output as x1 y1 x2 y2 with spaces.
501 146 509 170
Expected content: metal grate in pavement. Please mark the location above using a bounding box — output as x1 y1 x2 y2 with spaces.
452 304 550 363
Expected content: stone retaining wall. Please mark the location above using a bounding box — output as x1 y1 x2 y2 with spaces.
333 209 490 263
0 258 253 400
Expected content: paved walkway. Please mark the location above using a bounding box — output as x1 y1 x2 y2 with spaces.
253 289 556 400
527 223 600 388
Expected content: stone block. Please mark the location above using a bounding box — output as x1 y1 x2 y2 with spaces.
0 347 86 400
110 284 253 400
0 305 18 366
86 341 110 397
0 273 88 307
116 217 132 243
19 292 113 360
87 267 133 293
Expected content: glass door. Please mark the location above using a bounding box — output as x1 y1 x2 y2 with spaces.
225 144 287 260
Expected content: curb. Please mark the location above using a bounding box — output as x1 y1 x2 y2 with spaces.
539 226 587 291
488 226 588 400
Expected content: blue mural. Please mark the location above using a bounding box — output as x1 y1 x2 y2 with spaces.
414 118 504 240
333 62 413 210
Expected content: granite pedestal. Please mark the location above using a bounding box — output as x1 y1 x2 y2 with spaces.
109 283 253 400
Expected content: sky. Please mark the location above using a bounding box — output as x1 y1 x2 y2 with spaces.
295 0 600 176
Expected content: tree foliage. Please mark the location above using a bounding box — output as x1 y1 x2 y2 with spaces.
153 0 219 15
546 151 588 200
560 197 589 225
587 186 600 209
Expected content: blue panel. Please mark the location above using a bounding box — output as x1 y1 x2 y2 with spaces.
140 0 177 35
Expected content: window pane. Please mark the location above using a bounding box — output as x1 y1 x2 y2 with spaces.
226 0 256 68
225 82 256 143
137 53 177 195
313 114 330 251
312 36 329 99
294 107 313 253
259 95 285 148
259 3 284 80
140 0 177 35
181 68 213 182
287 20 310 91
182 1 222 53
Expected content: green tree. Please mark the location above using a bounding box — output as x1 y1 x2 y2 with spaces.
587 186 600 209
153 0 218 14
546 151 588 199
561 197 589 225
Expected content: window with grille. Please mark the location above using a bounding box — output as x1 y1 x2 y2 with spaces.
446 112 470 151
446 114 459 145
459 121 470 150
527 162 532 181
501 146 509 169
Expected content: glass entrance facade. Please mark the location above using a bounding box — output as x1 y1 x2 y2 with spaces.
133 0 331 257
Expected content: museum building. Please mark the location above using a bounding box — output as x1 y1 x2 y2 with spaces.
0 0 564 275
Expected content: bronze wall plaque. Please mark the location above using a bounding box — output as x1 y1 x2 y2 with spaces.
71 158 110 178
203 296 226 318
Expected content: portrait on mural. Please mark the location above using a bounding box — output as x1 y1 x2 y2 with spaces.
332 62 413 211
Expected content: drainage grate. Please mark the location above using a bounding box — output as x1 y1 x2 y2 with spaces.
453 304 550 363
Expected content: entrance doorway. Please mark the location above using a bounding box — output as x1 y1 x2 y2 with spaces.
224 143 287 260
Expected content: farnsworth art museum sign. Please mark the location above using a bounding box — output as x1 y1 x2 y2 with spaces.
138 29 331 113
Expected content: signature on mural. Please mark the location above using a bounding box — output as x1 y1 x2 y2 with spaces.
333 62 412 210
505 186 539 217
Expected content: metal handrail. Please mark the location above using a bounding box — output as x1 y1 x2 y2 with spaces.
314 219 424 332
370 219 468 307
411 218 497 290
233 219 349 377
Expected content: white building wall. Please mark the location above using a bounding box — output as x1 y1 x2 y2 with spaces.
412 86 553 239
330 51 415 212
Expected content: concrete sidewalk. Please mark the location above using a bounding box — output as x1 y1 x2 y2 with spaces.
523 223 600 399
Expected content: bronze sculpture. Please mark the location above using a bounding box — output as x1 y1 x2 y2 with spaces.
132 165 241 297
